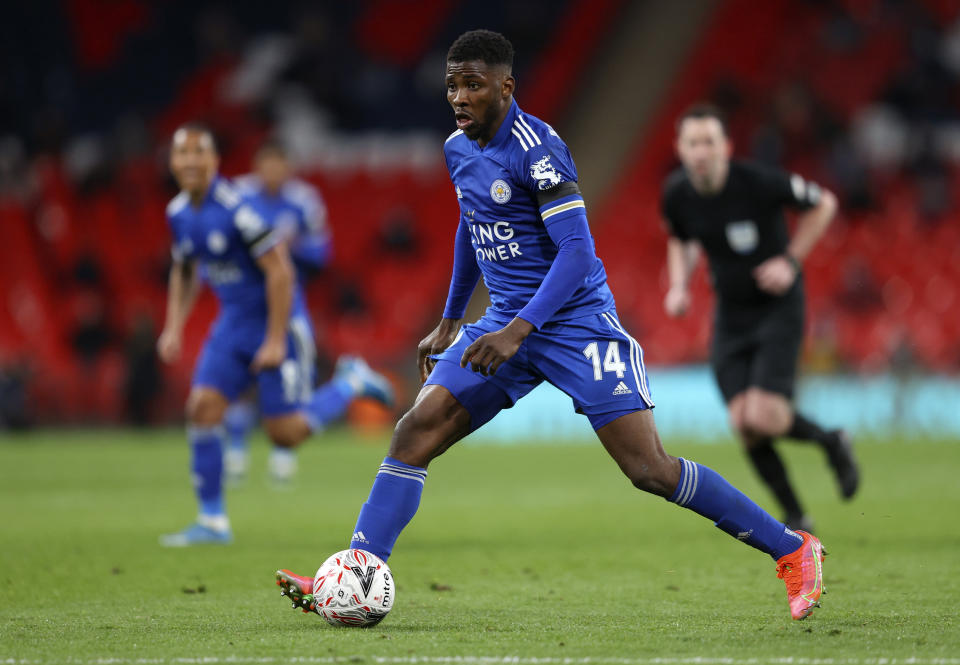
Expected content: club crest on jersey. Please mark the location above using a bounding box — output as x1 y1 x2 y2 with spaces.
490 179 512 204
207 230 227 255
530 155 562 190
725 220 758 254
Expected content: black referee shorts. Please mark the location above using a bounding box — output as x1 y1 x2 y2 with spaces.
710 294 804 403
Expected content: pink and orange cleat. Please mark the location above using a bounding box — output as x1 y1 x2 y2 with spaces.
276 569 318 614
776 530 827 620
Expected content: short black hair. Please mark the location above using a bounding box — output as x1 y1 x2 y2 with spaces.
677 103 729 136
447 29 514 70
255 138 287 160
174 121 218 152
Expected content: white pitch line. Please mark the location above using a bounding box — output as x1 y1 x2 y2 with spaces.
1 658 959 665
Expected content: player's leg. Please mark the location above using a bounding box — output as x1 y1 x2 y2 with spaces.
276 382 478 615
715 337 811 531
347 383 475 560
223 392 258 484
256 317 396 484
160 386 234 546
348 316 539 562
536 311 824 619
294 354 394 441
749 314 860 500
160 328 252 546
594 409 825 619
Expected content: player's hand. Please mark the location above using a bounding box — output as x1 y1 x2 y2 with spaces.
753 255 798 295
251 337 286 372
460 318 533 376
156 329 182 364
417 319 462 383
664 286 691 317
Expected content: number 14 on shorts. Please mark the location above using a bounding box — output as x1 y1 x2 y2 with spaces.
582 341 626 381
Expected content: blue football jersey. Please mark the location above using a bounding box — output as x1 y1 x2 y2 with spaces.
233 174 332 276
166 175 307 322
443 100 615 324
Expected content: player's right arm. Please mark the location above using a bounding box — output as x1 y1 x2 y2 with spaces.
157 257 200 363
418 216 479 383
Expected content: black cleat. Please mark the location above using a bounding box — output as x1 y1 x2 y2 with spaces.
826 430 860 500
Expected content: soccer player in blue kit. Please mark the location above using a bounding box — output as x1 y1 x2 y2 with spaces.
275 30 827 620
225 141 393 484
158 124 386 546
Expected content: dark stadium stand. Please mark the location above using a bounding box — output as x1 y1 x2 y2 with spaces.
1 0 958 423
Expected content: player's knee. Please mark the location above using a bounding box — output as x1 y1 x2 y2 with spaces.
625 453 677 497
186 391 226 426
263 417 309 449
389 401 466 467
388 409 441 466
742 399 788 437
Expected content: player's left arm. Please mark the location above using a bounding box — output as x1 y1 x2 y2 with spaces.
754 172 838 295
233 203 295 370
252 244 295 371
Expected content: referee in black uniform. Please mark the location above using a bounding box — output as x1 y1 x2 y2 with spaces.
661 104 859 532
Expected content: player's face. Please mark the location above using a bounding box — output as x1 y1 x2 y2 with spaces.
256 152 290 194
446 60 514 147
169 129 219 195
676 118 731 192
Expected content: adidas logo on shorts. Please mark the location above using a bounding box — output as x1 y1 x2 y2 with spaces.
612 381 632 396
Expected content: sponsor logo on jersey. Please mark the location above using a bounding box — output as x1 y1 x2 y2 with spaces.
207 230 227 255
725 220 758 254
490 179 512 204
456 185 463 199
205 261 243 285
530 155 562 190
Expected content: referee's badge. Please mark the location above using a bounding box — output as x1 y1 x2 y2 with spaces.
490 179 512 204
726 220 758 254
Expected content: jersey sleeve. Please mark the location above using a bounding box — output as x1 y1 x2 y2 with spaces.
233 203 280 258
513 121 579 195
752 163 822 211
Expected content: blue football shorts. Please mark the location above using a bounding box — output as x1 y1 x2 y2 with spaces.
193 313 316 417
425 309 654 432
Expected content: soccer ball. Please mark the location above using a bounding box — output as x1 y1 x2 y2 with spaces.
312 549 393 627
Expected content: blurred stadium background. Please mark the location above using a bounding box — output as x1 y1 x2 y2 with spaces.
1 0 959 437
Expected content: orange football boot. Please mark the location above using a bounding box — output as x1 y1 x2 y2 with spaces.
776 530 827 620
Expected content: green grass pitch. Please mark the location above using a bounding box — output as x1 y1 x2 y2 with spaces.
1 427 958 663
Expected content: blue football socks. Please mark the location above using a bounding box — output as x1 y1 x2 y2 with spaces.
349 457 427 561
223 401 256 456
670 457 804 560
188 425 226 517
305 377 354 432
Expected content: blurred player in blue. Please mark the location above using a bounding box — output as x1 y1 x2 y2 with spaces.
157 124 391 546
275 30 827 620
225 141 393 484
